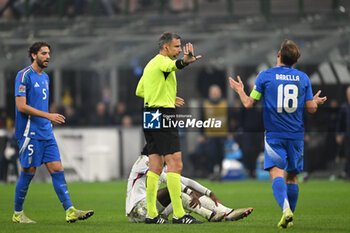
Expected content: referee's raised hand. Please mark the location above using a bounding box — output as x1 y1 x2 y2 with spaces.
183 42 201 64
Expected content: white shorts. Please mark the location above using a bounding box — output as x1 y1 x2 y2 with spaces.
127 198 166 223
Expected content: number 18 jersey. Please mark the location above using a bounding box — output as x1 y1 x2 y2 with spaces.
15 66 53 140
250 66 313 140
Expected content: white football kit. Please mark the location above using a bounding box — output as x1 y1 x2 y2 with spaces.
126 155 211 222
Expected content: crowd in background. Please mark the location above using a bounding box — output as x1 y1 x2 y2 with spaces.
0 0 205 20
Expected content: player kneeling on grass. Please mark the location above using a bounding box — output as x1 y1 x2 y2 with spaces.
126 155 253 223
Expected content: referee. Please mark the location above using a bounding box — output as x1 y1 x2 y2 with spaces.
136 32 201 224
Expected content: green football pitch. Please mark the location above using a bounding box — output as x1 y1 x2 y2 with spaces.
0 180 349 233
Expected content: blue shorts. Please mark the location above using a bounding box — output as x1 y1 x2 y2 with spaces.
18 137 61 168
264 138 304 174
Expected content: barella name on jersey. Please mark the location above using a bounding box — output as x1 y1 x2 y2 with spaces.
163 118 222 129
276 74 300 81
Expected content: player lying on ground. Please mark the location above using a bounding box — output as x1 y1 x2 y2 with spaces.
126 155 253 223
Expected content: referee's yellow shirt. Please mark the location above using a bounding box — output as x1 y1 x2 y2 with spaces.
136 54 178 108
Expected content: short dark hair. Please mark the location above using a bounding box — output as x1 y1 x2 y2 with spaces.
158 32 181 50
280 39 301 66
28 41 51 62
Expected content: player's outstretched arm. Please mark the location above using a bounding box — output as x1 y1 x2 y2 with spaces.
16 96 65 124
305 90 327 114
229 76 255 109
183 43 202 64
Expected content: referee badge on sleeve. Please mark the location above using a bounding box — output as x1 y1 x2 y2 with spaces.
143 110 161 129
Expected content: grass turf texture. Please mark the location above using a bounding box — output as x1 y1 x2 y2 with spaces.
0 180 349 233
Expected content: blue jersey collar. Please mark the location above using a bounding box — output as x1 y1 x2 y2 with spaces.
277 65 292 69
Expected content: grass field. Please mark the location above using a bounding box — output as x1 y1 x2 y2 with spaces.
0 180 349 233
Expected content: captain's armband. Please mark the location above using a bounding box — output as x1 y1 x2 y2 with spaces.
250 89 262 101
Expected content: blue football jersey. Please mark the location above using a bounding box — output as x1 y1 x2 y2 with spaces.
15 66 54 140
251 66 314 140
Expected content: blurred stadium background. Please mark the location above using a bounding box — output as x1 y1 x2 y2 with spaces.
1 0 350 183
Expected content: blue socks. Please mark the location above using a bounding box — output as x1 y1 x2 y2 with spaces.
51 171 73 211
287 183 299 212
14 172 34 212
272 177 290 211
14 171 73 212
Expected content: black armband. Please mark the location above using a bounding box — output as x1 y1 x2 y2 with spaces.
176 59 189 69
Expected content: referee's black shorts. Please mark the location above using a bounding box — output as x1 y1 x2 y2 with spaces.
142 107 180 155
